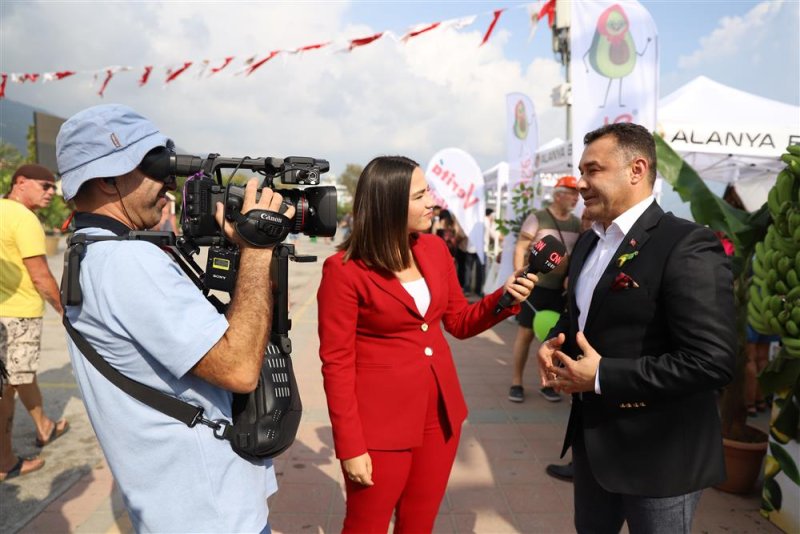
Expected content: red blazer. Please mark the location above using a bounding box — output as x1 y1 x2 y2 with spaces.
317 233 519 460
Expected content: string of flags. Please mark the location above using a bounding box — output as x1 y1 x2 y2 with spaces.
0 1 555 99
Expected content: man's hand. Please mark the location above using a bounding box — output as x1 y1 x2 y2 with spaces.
537 333 565 387
502 270 538 304
214 178 296 248
342 452 374 486
545 331 601 394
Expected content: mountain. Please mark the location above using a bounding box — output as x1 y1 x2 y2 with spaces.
0 99 42 156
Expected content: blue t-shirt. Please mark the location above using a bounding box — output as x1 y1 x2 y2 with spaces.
65 228 277 533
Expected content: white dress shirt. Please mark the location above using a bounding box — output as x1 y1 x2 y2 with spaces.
574 196 655 394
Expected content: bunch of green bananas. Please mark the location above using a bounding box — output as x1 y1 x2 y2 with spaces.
749 145 800 356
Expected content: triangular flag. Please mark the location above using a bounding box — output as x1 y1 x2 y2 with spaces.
209 56 235 75
43 71 77 82
290 42 331 54
139 66 153 86
400 22 441 43
241 51 280 76
480 9 505 47
11 73 40 83
0 74 7 99
348 32 384 52
165 62 193 83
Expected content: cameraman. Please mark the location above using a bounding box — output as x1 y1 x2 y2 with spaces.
56 104 291 533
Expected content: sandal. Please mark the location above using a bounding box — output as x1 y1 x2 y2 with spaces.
0 456 45 482
35 419 70 448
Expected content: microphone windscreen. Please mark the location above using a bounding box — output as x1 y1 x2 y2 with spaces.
528 234 567 274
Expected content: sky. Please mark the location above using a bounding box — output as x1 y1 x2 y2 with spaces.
1 0 798 177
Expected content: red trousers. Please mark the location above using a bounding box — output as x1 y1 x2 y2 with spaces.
341 372 461 533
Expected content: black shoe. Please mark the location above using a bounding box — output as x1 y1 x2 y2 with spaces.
540 386 562 402
546 462 574 481
508 385 524 403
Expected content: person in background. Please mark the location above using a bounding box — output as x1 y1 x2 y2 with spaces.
508 176 581 403
1 164 68 481
544 208 594 482
317 155 536 533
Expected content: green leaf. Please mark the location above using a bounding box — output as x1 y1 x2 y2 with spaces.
759 351 800 395
763 477 783 511
654 134 769 273
770 441 800 485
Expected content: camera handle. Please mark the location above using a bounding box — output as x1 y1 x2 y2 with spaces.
270 243 317 354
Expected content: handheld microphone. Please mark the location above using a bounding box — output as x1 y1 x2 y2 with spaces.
494 234 567 314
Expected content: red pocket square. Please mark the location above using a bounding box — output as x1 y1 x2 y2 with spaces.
612 272 639 291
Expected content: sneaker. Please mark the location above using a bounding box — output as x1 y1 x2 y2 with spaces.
540 387 561 402
508 385 524 403
545 462 574 481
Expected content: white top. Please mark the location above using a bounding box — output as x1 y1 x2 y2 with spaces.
401 277 431 317
574 196 655 394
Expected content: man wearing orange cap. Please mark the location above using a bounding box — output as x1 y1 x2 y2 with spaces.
0 164 68 481
508 175 580 403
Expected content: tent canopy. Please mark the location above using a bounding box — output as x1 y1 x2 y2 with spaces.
658 76 799 184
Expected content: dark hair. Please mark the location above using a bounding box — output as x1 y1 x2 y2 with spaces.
583 123 656 184
339 155 419 272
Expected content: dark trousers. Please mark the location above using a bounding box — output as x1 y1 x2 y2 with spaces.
461 252 483 294
572 428 702 534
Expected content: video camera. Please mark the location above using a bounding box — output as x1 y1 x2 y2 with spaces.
139 148 338 292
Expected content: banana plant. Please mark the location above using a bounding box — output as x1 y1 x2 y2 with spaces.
654 134 771 441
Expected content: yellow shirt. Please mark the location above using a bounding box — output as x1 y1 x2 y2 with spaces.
0 198 46 317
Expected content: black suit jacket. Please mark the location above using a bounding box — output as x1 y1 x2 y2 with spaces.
554 201 735 497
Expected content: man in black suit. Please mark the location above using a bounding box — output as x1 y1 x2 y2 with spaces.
538 123 735 533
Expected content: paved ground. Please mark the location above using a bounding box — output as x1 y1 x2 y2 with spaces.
0 235 781 533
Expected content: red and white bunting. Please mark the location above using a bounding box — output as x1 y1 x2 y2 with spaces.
11 73 40 83
528 0 555 41
480 9 505 46
165 62 193 83
347 32 385 52
0 4 526 99
400 22 441 43
290 42 331 54
43 71 77 82
139 66 153 87
96 66 131 97
209 56 235 75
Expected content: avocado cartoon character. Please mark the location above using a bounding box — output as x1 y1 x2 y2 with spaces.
583 4 652 108
513 100 528 140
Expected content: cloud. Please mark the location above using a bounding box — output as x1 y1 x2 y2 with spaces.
0 2 564 174
678 1 783 69
668 0 798 106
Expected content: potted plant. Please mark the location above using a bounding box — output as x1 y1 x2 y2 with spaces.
748 145 800 532
655 134 771 493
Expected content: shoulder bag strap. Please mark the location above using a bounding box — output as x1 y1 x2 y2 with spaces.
63 315 232 439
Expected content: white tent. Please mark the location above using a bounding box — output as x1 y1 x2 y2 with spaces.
658 76 800 211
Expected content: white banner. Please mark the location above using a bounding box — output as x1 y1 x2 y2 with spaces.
506 92 539 200
491 93 541 292
570 0 658 170
425 148 486 262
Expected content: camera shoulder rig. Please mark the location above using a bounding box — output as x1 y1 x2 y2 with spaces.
61 231 176 307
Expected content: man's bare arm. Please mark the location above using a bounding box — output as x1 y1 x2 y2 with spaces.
23 255 63 315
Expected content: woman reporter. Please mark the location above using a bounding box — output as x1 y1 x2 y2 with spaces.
317 156 536 533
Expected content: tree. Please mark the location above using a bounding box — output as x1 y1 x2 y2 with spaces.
339 163 362 200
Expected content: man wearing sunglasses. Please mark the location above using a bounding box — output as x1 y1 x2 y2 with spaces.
1 164 69 482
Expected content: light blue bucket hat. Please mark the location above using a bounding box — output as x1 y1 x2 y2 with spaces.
56 104 172 200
